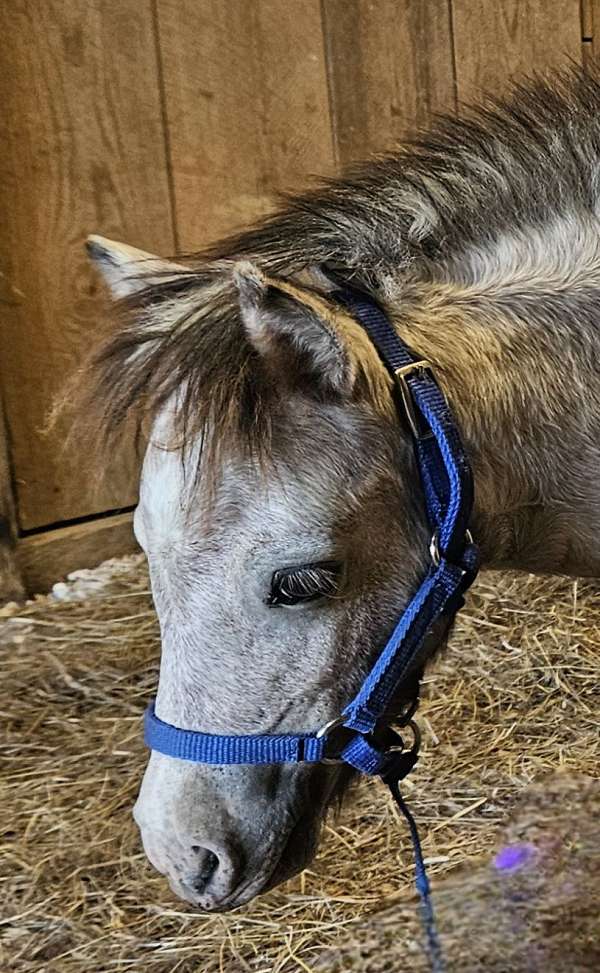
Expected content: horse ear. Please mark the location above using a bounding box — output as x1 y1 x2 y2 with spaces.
233 261 355 396
86 235 187 298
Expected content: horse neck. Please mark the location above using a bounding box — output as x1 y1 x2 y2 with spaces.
390 276 600 578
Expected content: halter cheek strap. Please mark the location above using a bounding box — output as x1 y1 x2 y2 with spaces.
143 283 479 973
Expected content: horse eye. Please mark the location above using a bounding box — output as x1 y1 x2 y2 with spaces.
267 560 343 607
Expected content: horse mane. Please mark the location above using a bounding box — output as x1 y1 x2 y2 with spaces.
73 64 600 469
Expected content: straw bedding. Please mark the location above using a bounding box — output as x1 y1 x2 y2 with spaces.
1 557 599 972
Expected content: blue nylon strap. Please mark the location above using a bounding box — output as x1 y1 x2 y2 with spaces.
145 703 424 779
330 286 478 739
145 704 412 775
341 553 476 737
145 705 326 765
333 288 474 559
340 732 390 775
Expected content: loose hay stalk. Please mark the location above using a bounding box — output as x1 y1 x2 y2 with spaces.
1 560 599 972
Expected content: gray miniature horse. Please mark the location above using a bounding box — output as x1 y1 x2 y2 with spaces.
84 68 600 911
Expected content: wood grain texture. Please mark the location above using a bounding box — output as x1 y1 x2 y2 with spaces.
582 0 593 38
0 1 174 530
0 398 25 603
584 1 600 59
155 0 335 251
17 513 139 595
451 0 582 102
322 0 456 165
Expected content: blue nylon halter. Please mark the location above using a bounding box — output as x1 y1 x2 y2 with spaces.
143 283 479 972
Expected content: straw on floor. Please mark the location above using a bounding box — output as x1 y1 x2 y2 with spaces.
1 558 599 972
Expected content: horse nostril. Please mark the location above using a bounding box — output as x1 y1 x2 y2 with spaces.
190 848 220 893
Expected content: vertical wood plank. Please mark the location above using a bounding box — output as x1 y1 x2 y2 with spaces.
155 0 335 251
322 0 456 165
584 1 600 59
0 1 175 529
451 0 582 102
0 398 24 602
582 0 593 37
582 0 593 68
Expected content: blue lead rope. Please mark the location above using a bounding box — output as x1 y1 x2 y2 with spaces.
143 282 479 972
387 778 446 973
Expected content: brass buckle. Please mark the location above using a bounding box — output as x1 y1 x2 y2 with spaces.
394 360 434 439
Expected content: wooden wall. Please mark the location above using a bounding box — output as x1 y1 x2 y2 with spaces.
0 0 592 594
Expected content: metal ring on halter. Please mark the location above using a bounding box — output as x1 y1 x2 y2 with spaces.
316 712 422 766
379 717 421 755
397 718 421 756
315 716 348 764
316 716 346 738
429 528 474 567
390 695 420 728
380 719 422 784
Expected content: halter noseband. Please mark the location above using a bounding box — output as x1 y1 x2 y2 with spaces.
143 283 479 971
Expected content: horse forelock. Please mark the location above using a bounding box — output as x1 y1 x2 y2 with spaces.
77 64 600 477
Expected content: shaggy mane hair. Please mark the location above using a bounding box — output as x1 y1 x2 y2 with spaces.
75 66 600 467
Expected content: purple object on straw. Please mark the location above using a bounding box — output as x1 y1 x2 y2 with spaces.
493 843 537 872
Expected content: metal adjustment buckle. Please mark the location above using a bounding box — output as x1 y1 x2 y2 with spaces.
429 528 474 568
394 360 434 440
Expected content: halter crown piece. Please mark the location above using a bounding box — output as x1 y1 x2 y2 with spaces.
144 283 480 972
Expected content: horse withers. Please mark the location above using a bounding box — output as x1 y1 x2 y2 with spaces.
84 69 600 910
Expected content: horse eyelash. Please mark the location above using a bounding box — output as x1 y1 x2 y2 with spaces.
280 567 337 597
268 562 343 605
